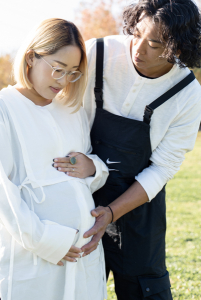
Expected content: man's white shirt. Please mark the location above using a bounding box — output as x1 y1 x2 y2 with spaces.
83 35 201 201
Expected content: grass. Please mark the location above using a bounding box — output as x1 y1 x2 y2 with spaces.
107 132 201 300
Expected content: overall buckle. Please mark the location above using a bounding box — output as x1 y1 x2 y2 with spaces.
143 105 154 124
94 87 103 108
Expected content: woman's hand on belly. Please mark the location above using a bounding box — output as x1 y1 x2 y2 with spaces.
53 152 96 178
57 245 82 265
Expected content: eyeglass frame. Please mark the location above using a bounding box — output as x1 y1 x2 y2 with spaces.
36 54 83 82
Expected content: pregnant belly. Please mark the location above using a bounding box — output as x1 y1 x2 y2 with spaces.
31 180 96 243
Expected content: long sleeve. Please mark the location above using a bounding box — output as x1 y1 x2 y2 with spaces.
79 107 109 194
0 109 77 264
135 93 201 201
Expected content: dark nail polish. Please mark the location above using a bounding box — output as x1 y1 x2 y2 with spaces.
53 159 55 162
52 163 54 167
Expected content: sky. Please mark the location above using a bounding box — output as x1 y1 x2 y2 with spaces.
0 0 82 55
0 0 198 56
0 0 133 56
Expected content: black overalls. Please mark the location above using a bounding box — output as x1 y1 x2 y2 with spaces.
90 39 195 300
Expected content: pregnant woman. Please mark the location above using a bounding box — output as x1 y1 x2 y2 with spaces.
0 18 108 300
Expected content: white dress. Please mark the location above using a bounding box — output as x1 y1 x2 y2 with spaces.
0 86 108 300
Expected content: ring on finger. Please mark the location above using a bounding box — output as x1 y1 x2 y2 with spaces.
70 157 77 165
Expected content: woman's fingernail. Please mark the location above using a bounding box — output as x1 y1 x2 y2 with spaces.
74 259 77 262
54 163 58 167
54 159 58 162
58 167 61 170
67 172 69 175
52 163 54 167
82 254 86 257
58 262 64 266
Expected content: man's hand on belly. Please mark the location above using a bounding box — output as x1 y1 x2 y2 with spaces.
81 181 149 256
81 207 113 257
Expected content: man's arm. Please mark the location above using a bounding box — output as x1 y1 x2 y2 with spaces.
81 180 148 256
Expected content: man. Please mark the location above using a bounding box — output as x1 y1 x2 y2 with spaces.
56 0 201 298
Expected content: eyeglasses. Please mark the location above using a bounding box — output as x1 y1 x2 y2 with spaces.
40 56 83 82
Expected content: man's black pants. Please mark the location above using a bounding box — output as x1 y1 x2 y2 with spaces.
106 266 173 300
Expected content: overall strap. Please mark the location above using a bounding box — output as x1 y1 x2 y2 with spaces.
143 71 195 125
94 38 104 108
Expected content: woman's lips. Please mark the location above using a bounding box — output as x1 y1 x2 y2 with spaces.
50 86 61 94
133 56 144 63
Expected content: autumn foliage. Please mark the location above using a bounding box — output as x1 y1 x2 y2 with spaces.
0 55 15 90
0 0 201 90
75 0 124 41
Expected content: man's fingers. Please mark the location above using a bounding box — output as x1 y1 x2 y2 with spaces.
81 234 101 252
82 245 98 257
83 224 100 238
91 206 105 217
91 209 99 218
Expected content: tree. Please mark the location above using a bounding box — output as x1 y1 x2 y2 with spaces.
0 55 15 90
75 0 124 41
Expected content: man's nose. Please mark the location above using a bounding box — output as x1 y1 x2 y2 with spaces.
134 39 146 55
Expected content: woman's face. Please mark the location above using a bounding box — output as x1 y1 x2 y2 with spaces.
131 16 173 77
26 45 81 100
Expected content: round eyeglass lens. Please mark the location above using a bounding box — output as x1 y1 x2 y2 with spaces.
52 69 66 80
67 72 82 82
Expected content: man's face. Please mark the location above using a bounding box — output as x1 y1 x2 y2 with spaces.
131 16 173 77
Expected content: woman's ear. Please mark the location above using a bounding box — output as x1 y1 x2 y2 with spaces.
25 50 35 68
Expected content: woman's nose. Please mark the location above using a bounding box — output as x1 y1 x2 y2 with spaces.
56 75 68 88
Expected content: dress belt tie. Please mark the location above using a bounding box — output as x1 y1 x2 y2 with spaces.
18 177 46 205
18 177 46 264
7 177 46 300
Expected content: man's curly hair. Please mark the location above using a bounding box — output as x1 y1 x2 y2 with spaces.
123 0 201 68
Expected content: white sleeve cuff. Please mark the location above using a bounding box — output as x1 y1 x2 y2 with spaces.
135 166 166 201
34 220 77 264
85 154 109 194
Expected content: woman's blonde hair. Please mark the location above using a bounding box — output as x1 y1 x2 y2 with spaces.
13 18 87 111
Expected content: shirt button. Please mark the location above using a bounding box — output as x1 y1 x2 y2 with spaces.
132 89 136 93
146 288 150 292
126 103 130 107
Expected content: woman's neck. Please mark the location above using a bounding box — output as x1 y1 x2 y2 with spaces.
14 84 52 107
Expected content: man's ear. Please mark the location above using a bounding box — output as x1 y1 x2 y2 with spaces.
176 49 181 58
25 50 35 68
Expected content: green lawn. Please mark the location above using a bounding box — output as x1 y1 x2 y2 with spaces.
107 132 201 300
